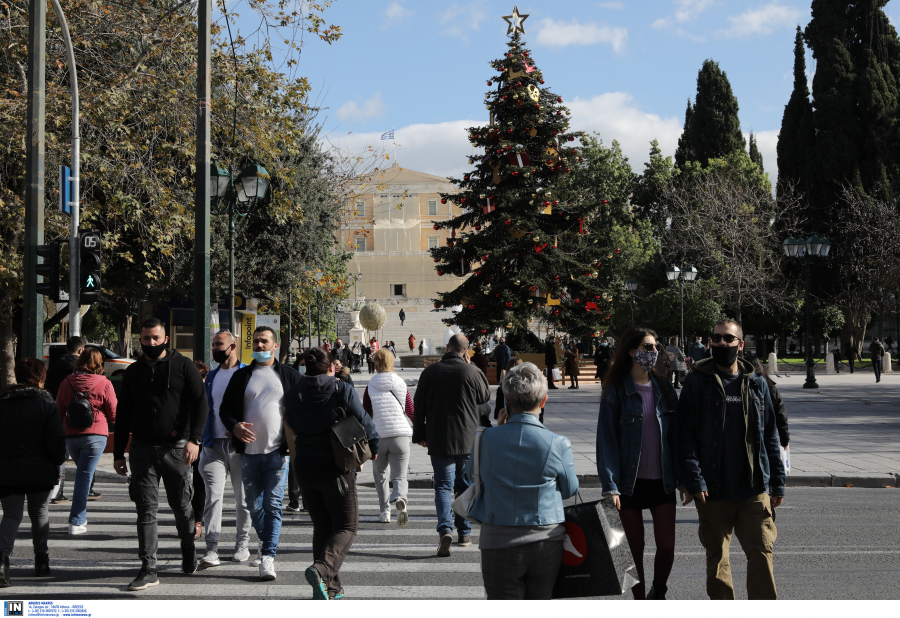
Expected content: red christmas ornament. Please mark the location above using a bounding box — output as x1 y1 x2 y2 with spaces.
616 248 621 253
557 97 563 102
512 171 519 176
566 168 571 173
474 225 481 231
606 316 611 320
434 258 439 263
441 198 447 204
506 302 513 308
534 103 540 109
469 304 475 309
433 224 440 230
481 329 487 334
579 157 584 162
504 219 512 225
530 286 537 291
572 149 578 155
437 270 443 276
543 201 550 207
553 310 559 316
552 131 557 135
503 95 508 100
447 240 453 247
540 79 545 84
460 198 466 203
602 200 608 205
434 303 439 308
554 275 560 281
487 81 492 86
557 111 563 116
585 272 591 277
481 254 489 260
570 136 575 142
464 174 470 180
595 295 600 299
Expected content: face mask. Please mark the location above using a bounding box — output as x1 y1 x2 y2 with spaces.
601 342 608 347
212 349 230 364
141 342 167 360
634 349 658 373
298 365 307 375
711 344 740 368
252 351 272 362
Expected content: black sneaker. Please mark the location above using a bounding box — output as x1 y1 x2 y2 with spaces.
285 502 302 513
128 569 159 591
647 582 668 599
437 530 453 557
87 489 102 501
181 540 198 575
457 535 472 547
50 495 69 504
34 554 50 576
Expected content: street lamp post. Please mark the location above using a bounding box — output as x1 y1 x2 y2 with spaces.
210 163 271 334
666 265 698 353
625 279 639 327
783 236 832 389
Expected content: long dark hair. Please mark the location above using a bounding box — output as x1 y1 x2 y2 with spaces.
602 327 676 406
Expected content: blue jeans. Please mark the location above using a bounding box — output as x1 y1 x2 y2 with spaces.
431 455 471 536
66 435 107 526
240 451 289 557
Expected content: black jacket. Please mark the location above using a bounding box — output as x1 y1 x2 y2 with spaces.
333 345 350 365
218 359 301 455
45 354 78 399
544 342 557 367
285 374 379 474
412 353 490 456
113 349 208 459
0 387 67 491
769 381 790 447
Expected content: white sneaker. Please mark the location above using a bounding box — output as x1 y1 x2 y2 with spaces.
378 509 391 523
68 524 87 535
259 555 276 581
199 550 220 568
251 543 262 567
232 545 250 562
395 497 408 528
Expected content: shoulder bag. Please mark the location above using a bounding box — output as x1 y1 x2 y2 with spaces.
330 384 372 474
451 427 486 523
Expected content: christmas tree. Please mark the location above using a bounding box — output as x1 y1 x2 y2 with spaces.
431 6 616 340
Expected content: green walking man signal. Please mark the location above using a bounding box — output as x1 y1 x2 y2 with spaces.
79 230 102 304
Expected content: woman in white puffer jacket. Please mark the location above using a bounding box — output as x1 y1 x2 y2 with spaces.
362 348 414 526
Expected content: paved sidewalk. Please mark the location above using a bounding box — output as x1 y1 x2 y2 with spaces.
85 370 900 489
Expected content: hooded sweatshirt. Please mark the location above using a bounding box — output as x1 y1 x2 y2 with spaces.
56 371 117 436
114 349 207 459
284 374 379 475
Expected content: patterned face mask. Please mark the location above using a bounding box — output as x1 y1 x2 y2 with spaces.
634 349 658 374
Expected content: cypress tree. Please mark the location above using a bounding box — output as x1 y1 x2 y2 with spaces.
675 59 746 168
749 132 764 172
776 26 814 198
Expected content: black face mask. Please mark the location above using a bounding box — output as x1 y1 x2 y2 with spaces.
141 342 167 360
711 344 740 368
212 348 230 364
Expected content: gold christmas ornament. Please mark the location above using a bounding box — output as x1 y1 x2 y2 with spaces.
526 84 540 102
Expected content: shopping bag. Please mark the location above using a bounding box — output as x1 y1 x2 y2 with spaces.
552 497 639 598
552 367 562 381
780 444 791 476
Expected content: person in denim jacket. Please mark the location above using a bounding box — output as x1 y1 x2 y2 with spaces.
596 327 679 600
465 362 578 600
677 319 785 600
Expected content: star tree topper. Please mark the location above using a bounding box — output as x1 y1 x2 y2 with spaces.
502 4 528 36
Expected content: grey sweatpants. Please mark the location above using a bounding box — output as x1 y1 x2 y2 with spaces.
199 438 251 551
371 435 411 512
0 490 53 558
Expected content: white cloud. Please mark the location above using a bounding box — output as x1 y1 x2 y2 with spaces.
382 2 412 30
652 0 716 38
719 2 805 38
440 3 489 42
534 18 628 53
336 93 387 122
599 2 624 9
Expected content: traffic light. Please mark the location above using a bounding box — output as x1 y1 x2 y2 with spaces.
36 241 62 301
79 230 102 304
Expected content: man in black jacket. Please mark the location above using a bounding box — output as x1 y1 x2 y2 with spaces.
218 326 301 582
544 336 559 389
413 334 490 556
113 318 208 591
45 336 85 504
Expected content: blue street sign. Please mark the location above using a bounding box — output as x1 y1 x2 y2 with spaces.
59 165 72 216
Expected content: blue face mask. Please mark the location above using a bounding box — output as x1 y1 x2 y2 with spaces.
251 351 272 362
298 365 307 375
601 342 608 347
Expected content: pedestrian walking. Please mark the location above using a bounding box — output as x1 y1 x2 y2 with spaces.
413 334 490 556
399 309 406 326
408 333 416 353
468 362 579 600
197 330 253 568
752 359 790 449
54 347 116 535
471 343 490 380
365 340 375 374
845 342 856 373
688 336 705 368
418 340 424 355
218 326 301 581
665 337 686 389
544 336 559 390
363 348 414 525
593 338 613 384
596 327 678 600
113 318 208 591
332 339 349 367
285 348 380 600
832 343 841 373
45 336 86 506
565 340 579 389
494 337 512 384
387 341 397 357
0 359 67 588
677 319 786 600
870 337 885 383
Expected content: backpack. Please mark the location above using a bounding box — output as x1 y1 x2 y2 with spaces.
65 378 94 428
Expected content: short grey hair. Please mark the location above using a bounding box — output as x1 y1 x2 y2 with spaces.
502 362 548 415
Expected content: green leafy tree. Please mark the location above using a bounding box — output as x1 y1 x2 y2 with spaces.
632 140 679 237
748 132 764 172
675 59 747 168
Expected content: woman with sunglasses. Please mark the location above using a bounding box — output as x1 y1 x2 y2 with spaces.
596 327 678 600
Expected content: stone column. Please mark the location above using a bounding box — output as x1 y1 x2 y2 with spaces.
825 350 836 374
768 352 778 374
885 352 894 374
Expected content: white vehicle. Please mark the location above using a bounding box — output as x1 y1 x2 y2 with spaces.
42 342 135 377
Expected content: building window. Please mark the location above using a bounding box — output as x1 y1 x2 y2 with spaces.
354 237 367 251
392 284 406 297
355 200 365 215
428 200 437 216
427 237 438 250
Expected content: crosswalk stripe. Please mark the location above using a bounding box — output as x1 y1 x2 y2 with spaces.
41 525 465 536
47 502 436 510
34 540 480 552
7 559 482 573
44 514 440 523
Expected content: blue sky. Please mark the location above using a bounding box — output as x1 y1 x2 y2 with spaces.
230 1 900 186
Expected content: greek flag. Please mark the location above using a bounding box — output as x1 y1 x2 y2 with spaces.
381 130 394 140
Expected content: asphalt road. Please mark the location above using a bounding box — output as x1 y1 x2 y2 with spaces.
2 479 898 600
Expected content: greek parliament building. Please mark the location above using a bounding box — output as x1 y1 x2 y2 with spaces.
339 162 464 350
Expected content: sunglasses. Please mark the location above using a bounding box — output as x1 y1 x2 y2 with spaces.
711 334 742 344
636 343 656 351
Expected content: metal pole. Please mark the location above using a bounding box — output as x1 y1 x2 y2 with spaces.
287 293 292 356
193 0 212 364
316 292 321 347
23 0 46 357
228 214 235 337
49 0 80 337
629 291 635 327
679 278 685 354
307 304 312 348
803 257 818 388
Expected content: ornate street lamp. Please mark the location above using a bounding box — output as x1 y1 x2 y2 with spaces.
666 265 699 353
784 235 832 389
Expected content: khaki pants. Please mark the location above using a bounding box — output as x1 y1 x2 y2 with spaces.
695 493 778 600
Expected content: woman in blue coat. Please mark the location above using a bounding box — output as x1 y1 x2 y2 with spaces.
597 327 678 600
